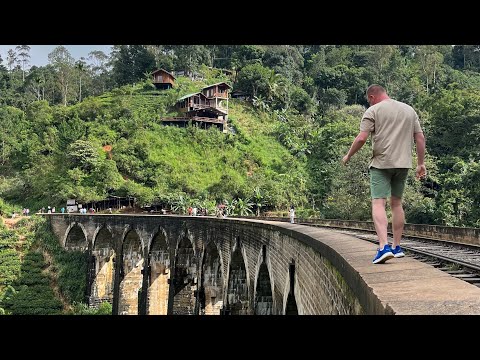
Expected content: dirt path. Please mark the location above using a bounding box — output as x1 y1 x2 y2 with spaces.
2 216 24 229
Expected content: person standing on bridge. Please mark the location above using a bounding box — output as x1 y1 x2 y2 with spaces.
342 84 426 264
289 205 295 224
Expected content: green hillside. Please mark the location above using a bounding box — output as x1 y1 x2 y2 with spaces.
0 77 308 215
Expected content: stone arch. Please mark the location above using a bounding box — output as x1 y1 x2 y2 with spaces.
148 227 168 250
118 229 144 315
171 233 197 315
121 225 145 250
283 261 300 315
90 226 115 309
64 223 88 251
147 227 170 315
199 240 224 315
175 227 196 255
224 237 249 315
92 224 114 248
254 245 273 315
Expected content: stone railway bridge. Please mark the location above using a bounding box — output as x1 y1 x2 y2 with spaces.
46 214 480 315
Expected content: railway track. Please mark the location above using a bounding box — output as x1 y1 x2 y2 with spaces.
255 216 480 287
335 229 480 287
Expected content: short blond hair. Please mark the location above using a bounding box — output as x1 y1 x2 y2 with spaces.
366 84 386 96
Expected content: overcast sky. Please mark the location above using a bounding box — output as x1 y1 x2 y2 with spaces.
0 45 112 68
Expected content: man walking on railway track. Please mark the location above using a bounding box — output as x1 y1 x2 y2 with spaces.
342 84 426 264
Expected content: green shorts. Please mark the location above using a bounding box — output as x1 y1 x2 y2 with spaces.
369 167 409 199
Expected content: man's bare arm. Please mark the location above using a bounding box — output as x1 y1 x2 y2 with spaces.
342 131 369 165
414 131 426 179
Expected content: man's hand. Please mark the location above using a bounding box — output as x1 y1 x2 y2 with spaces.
416 164 426 179
342 155 350 166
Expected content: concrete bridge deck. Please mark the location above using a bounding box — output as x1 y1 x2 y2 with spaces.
47 214 480 315
295 224 480 315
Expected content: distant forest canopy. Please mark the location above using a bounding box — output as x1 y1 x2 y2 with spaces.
1 45 480 226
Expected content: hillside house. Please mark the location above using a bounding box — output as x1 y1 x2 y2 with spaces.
161 82 231 133
151 69 176 89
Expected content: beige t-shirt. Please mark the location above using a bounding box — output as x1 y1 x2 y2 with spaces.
360 99 423 169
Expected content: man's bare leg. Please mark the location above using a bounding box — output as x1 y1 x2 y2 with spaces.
372 198 388 249
390 196 404 248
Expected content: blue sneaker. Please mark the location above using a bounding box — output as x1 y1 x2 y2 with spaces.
372 244 394 264
391 245 405 258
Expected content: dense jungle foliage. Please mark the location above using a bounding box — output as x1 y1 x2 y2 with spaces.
1 45 479 226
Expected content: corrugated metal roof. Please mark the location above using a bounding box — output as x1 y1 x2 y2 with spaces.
202 82 231 89
177 92 201 101
150 68 176 79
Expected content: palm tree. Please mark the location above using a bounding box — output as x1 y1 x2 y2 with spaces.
266 69 286 103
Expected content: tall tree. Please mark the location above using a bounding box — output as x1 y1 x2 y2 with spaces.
145 45 174 70
15 45 31 82
75 58 87 102
6 49 16 72
171 45 212 74
88 50 109 94
25 66 43 100
0 56 9 98
111 45 156 86
415 45 445 94
235 63 271 98
48 46 75 106
230 45 265 81
261 45 304 83
88 50 109 71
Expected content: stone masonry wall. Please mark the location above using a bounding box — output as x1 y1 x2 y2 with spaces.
48 214 365 315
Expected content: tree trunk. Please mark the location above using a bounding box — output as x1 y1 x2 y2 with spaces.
64 83 68 106
211 45 216 66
